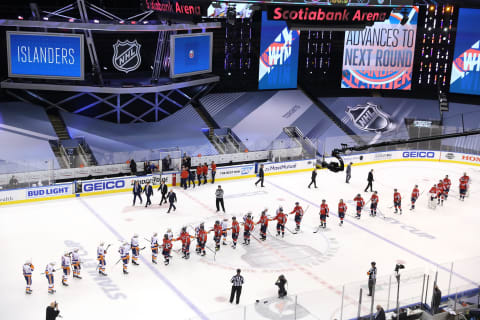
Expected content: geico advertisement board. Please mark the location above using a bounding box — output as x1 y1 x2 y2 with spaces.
216 164 255 179
81 174 163 193
263 159 315 174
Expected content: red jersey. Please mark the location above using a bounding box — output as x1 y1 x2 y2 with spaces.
320 203 329 216
338 202 347 213
429 186 437 195
275 212 287 225
202 165 208 175
412 188 420 198
163 238 172 251
198 229 207 242
211 163 217 171
196 166 202 175
244 218 255 231
371 194 379 204
232 221 240 234
178 232 191 245
437 181 444 191
460 176 469 190
213 224 222 237
443 178 451 188
258 215 269 226
354 196 365 207
180 169 189 179
394 192 401 202
290 205 304 217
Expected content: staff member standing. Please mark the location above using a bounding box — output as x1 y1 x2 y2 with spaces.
367 261 377 296
308 168 317 188
132 181 143 206
46 301 60 320
216 185 225 212
364 169 374 192
230 269 244 304
180 167 189 190
346 162 352 183
255 164 265 187
211 161 217 184
167 189 177 213
144 182 153 208
157 180 168 205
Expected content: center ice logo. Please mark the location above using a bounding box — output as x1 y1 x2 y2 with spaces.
345 102 392 133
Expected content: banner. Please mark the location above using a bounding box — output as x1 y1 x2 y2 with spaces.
450 8 480 96
26 183 74 199
341 6 418 90
258 11 300 90
263 159 315 175
216 164 255 179
80 174 162 194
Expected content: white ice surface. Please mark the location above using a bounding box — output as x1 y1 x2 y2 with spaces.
1 161 480 320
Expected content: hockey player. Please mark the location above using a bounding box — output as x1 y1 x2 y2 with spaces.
231 217 240 249
151 232 159 264
243 213 255 245
131 234 140 265
393 189 402 214
213 221 222 251
61 252 71 286
72 248 82 279
162 234 173 265
410 185 420 210
23 260 34 294
437 180 445 206
202 163 209 184
45 262 56 294
319 200 329 228
354 194 365 219
166 228 174 241
370 191 379 216
459 173 470 200
195 223 204 254
257 209 269 241
443 175 451 200
221 218 229 245
119 241 130 274
274 207 287 237
97 242 108 276
338 199 347 226
198 224 207 256
429 184 437 209
178 227 191 259
290 202 304 231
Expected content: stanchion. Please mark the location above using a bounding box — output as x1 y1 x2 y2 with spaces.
357 288 363 320
340 285 345 320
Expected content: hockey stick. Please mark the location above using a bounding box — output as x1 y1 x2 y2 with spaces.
313 225 322 233
285 226 296 235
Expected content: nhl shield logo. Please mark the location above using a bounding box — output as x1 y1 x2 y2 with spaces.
346 102 392 133
112 40 142 73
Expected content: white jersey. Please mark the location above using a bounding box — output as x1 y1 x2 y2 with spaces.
131 237 139 247
45 264 55 275
72 252 81 263
167 231 173 240
97 246 106 257
23 264 33 275
62 255 71 267
119 244 130 257
151 236 159 248
221 221 228 231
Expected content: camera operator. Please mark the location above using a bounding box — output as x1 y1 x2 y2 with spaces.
46 301 61 320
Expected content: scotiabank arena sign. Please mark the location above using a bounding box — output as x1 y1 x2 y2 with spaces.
145 0 209 18
267 5 392 25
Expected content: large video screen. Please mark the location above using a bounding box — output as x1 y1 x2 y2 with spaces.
450 8 480 96
341 6 418 90
6 31 84 80
258 11 300 90
170 33 213 79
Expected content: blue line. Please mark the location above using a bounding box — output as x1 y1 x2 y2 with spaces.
79 198 209 320
267 180 479 287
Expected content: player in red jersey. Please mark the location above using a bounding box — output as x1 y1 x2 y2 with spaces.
212 221 223 251
443 175 451 200
319 200 329 228
290 202 304 231
274 207 287 238
197 224 207 256
459 173 470 201
410 185 420 210
370 191 379 216
162 234 172 265
257 209 269 241
338 199 347 226
177 227 191 259
429 184 437 209
243 213 255 245
354 194 365 219
393 189 402 214
437 180 445 206
231 217 240 249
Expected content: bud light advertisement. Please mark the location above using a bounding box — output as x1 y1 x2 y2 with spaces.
258 11 300 90
341 6 418 90
450 8 480 96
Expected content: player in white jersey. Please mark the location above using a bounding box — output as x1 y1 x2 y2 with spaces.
221 218 229 245
166 228 174 240
119 241 130 275
97 242 108 276
131 234 140 265
151 232 159 264
61 252 71 286
23 260 34 294
45 262 56 294
72 248 82 279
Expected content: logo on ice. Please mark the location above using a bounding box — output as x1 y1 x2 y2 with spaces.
346 102 392 133
112 40 142 73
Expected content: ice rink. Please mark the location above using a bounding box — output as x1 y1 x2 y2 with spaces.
2 161 480 320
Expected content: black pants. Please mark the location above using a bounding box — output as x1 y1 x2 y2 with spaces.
364 181 373 192
168 202 176 213
212 171 216 183
216 198 225 212
180 178 187 189
255 177 264 187
230 286 242 304
159 193 167 205
188 177 195 187
368 279 376 296
197 175 202 186
308 178 316 188
346 173 351 183
133 193 142 205
145 195 152 206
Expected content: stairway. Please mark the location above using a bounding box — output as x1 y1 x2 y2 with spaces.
47 110 71 140
283 127 318 159
48 140 70 169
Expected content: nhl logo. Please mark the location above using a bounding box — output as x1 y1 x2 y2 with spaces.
112 40 142 73
189 49 195 59
346 102 392 133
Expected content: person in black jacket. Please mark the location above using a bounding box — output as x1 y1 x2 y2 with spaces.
364 169 374 192
375 305 386 320
46 301 60 320
308 168 317 188
144 182 153 207
132 181 143 206
157 180 168 205
188 168 196 188
275 275 288 298
129 159 137 175
431 284 442 314
167 190 177 213
255 164 265 187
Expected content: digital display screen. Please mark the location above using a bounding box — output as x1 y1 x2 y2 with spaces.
450 8 480 96
7 31 84 80
170 33 213 78
258 11 300 90
341 6 418 90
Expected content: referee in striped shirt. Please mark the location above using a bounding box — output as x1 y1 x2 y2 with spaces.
230 269 244 304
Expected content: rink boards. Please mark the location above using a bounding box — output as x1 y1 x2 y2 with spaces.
1 150 478 206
